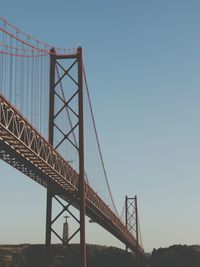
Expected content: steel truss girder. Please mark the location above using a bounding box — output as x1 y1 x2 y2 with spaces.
0 97 144 256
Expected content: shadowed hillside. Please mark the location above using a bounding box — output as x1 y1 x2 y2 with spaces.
150 245 200 267
2 243 200 266
0 244 140 267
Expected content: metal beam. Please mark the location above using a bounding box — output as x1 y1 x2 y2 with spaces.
77 47 86 267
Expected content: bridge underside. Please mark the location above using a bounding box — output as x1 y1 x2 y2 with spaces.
0 95 144 256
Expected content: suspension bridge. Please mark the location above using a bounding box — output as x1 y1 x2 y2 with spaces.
0 17 145 267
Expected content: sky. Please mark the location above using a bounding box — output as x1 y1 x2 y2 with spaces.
1 0 200 252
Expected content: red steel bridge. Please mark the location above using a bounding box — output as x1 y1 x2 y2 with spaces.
0 17 145 267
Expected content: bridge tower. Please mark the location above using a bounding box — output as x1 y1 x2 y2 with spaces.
125 196 140 265
45 47 86 267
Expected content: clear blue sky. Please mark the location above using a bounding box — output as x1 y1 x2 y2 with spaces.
1 0 200 252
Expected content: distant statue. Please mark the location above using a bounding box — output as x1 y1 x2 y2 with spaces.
63 216 70 245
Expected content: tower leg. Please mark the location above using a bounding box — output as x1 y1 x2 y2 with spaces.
45 187 53 267
78 47 86 267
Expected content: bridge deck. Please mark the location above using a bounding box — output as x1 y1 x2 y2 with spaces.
0 94 144 256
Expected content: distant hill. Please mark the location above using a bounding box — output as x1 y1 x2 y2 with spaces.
0 244 139 267
1 243 199 267
150 244 200 267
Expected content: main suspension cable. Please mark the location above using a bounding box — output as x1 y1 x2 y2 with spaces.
0 16 77 54
83 62 119 216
